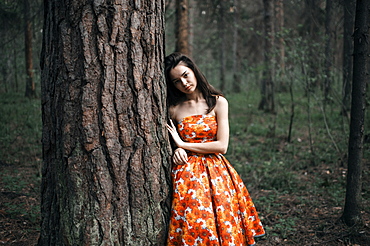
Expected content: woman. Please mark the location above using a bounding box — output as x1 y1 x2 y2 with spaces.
165 52 265 246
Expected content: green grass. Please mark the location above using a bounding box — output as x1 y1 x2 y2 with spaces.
0 92 42 167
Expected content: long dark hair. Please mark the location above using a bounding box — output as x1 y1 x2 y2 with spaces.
164 52 223 113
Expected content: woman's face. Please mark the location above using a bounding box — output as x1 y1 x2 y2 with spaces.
169 64 198 95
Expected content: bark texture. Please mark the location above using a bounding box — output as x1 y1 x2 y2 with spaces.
341 0 369 227
39 1 171 245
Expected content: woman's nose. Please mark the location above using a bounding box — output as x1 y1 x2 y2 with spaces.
180 78 187 85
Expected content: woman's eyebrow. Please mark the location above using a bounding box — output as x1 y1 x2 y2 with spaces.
172 69 188 82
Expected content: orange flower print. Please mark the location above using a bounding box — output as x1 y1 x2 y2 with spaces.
167 115 265 246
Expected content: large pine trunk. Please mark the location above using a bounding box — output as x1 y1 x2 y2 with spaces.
38 1 171 245
341 0 369 227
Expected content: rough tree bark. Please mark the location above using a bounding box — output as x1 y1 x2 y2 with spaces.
341 0 369 227
259 0 275 113
24 0 36 98
38 0 171 245
176 0 190 55
342 0 356 116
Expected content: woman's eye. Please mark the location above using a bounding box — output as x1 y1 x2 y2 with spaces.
184 74 188 78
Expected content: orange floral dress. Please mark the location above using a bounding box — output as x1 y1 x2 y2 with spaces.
167 115 265 246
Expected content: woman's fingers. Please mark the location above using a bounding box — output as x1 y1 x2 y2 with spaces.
166 121 176 133
170 119 175 128
173 148 188 165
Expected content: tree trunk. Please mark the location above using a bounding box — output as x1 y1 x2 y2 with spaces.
341 0 369 227
274 0 285 90
38 1 171 245
232 0 241 93
13 42 19 92
342 0 356 116
24 0 36 98
189 0 195 57
324 0 333 103
259 0 275 113
304 0 322 90
176 0 190 55
218 0 227 92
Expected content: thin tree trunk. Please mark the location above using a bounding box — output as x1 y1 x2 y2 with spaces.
341 0 369 227
274 0 285 90
232 0 241 93
2 62 8 93
259 0 275 113
218 0 227 92
13 43 19 92
304 0 322 90
24 0 35 98
189 0 194 57
342 0 355 116
176 0 190 55
287 80 294 143
324 0 333 103
38 1 171 245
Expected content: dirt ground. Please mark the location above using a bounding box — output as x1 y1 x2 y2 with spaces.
0 159 369 245
0 160 40 245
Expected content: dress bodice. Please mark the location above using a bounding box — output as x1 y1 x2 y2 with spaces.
177 114 217 143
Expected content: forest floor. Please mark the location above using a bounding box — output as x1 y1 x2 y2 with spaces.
1 92 369 245
1 146 369 245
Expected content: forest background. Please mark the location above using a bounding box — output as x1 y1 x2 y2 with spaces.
0 0 369 245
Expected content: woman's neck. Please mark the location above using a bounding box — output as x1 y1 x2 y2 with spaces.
185 88 204 101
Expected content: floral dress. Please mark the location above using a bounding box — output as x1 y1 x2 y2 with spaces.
167 115 265 246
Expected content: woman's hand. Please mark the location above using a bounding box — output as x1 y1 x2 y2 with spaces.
172 148 188 165
166 119 184 148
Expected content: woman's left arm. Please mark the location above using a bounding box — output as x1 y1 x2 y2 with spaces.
166 96 229 154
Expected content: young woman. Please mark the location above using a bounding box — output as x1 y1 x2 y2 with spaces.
165 52 265 246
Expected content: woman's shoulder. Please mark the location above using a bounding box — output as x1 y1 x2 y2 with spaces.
169 105 177 120
216 95 228 106
213 96 228 116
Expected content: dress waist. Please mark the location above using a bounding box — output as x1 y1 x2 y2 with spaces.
186 150 222 157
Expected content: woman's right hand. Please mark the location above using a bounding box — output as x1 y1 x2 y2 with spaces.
173 148 188 165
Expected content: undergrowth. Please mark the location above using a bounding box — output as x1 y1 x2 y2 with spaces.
226 88 370 243
0 93 42 231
